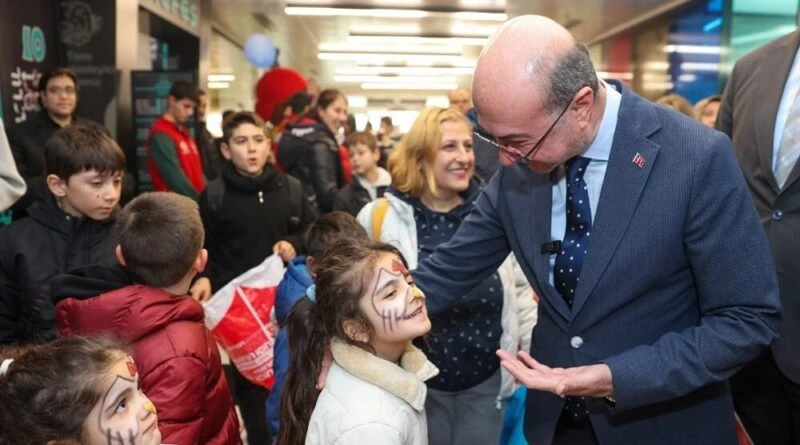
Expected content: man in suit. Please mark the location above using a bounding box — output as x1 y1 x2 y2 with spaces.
412 15 781 445
717 30 800 445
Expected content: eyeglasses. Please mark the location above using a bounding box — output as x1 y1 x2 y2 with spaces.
46 86 77 96
473 98 573 165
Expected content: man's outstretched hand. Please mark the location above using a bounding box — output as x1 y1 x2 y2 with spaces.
497 349 614 398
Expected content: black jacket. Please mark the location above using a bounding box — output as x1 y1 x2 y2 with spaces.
277 117 345 213
6 111 134 219
0 193 118 344
198 163 316 292
333 176 390 217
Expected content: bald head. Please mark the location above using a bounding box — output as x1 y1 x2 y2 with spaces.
473 15 597 124
448 88 472 114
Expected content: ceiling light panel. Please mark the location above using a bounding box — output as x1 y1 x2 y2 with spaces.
335 66 476 76
361 82 459 90
335 75 459 83
319 42 462 55
347 35 488 46
318 52 477 67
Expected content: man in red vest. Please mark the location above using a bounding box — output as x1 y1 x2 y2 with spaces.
147 81 205 199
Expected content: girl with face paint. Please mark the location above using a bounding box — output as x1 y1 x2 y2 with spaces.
277 238 438 445
0 336 161 445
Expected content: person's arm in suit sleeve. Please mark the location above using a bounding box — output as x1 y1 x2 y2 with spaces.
141 356 207 444
716 65 736 136
412 172 512 315
150 133 200 200
602 132 781 411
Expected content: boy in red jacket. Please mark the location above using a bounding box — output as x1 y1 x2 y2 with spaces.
52 192 242 445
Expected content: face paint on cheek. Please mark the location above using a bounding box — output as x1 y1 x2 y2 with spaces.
97 373 141 445
144 400 156 414
370 267 410 334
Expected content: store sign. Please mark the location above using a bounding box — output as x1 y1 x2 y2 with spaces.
143 0 200 30
0 0 58 125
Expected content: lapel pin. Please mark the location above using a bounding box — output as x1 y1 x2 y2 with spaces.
632 153 645 168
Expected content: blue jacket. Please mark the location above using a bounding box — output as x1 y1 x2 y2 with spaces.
266 256 313 435
412 81 781 445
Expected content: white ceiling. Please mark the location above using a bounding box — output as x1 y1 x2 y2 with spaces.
209 0 693 109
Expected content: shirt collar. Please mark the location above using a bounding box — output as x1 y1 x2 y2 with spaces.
582 80 621 162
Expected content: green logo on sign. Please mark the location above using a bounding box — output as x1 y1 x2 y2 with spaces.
22 26 46 63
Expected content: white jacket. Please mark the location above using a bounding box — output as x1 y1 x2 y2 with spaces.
306 340 439 445
357 193 538 404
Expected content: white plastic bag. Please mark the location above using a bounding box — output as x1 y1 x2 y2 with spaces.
203 254 285 389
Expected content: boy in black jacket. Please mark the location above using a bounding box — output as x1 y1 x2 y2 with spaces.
191 111 316 444
333 131 391 216
0 124 125 345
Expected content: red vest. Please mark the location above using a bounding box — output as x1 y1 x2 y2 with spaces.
147 116 205 193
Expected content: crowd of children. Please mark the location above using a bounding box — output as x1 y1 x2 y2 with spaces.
0 74 537 445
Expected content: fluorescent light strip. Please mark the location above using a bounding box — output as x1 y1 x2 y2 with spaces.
680 62 719 71
319 42 462 55
449 24 499 37
361 82 459 90
207 82 230 89
335 75 458 83
347 35 488 46
350 24 422 35
452 11 507 21
285 6 506 21
335 66 475 76
285 6 429 18
208 74 236 82
318 52 476 67
665 44 721 55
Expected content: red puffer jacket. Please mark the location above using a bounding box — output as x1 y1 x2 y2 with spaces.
53 265 241 445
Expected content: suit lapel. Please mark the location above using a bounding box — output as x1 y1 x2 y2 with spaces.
753 32 800 193
507 165 571 319
571 89 660 316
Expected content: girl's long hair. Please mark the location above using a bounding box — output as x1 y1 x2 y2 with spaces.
276 238 405 445
0 336 129 445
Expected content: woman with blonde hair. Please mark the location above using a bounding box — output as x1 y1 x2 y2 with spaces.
357 107 536 445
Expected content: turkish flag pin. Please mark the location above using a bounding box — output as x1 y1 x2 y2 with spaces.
632 153 645 168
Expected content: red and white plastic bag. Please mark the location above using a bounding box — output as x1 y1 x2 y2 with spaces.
203 254 285 389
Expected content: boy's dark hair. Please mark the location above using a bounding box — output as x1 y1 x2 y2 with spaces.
287 92 312 115
169 80 199 102
38 67 79 95
116 192 204 288
45 124 126 180
345 131 378 151
0 336 129 445
380 116 392 126
222 111 266 144
305 211 368 259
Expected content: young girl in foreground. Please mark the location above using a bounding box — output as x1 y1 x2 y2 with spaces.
0 336 161 445
278 239 437 445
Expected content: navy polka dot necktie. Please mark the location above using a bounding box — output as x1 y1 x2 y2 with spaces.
554 156 592 308
554 156 592 423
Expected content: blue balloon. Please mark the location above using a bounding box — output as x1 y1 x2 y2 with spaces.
244 34 277 68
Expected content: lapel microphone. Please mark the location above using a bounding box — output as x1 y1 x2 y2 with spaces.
540 240 562 254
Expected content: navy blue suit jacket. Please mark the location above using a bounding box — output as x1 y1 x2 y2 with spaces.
413 84 781 445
